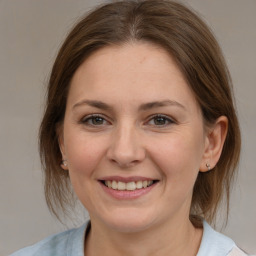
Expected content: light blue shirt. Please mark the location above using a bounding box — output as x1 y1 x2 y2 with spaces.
10 221 251 256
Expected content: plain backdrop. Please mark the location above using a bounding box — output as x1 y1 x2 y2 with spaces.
0 0 255 255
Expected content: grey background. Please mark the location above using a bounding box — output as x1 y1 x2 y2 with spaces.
0 0 255 255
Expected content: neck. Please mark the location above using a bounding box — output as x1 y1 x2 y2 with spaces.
84 216 203 256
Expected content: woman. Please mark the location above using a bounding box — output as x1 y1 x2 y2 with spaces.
11 0 249 255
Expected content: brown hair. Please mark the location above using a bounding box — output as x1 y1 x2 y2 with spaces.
39 0 241 225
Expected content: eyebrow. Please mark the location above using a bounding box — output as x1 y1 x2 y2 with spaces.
73 100 113 111
72 99 186 111
138 100 186 111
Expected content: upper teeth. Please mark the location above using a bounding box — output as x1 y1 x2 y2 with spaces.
104 180 153 191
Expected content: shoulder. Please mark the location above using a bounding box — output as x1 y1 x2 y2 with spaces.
197 221 251 256
228 246 253 256
10 222 88 256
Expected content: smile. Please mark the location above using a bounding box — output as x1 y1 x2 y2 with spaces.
99 176 159 199
103 180 154 191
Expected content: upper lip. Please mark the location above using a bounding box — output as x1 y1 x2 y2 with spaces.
98 176 157 182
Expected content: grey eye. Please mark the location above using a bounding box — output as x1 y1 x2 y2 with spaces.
91 116 105 125
147 115 174 126
82 115 108 126
153 116 168 125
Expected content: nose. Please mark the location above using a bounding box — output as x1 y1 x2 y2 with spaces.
106 124 146 168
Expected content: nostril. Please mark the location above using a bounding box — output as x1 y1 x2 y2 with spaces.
108 155 143 168
106 133 146 167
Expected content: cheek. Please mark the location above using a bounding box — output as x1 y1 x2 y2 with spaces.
148 132 204 184
64 131 106 177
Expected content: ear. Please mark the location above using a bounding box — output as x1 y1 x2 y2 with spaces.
200 116 228 172
56 123 68 170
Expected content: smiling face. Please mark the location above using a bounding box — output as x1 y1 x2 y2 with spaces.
59 42 210 233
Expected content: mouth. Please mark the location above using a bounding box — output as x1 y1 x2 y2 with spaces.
99 179 159 191
98 176 160 199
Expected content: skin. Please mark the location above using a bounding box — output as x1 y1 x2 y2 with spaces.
59 42 228 256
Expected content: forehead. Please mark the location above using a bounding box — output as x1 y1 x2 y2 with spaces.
67 42 200 113
73 42 183 83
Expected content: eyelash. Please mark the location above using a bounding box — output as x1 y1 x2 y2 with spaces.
80 114 175 127
146 114 175 127
80 114 110 126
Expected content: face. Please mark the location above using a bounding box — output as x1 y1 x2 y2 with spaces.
59 43 209 233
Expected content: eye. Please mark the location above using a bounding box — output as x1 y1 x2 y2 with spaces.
81 114 110 126
147 114 175 127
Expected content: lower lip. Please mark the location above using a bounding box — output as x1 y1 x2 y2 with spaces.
99 182 157 200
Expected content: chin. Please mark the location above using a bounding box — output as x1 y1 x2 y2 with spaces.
98 208 158 233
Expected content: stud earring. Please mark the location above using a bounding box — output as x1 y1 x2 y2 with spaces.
206 163 211 171
61 160 68 169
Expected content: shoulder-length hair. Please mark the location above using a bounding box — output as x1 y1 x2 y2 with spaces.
39 0 241 225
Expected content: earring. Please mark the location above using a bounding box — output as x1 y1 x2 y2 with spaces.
206 163 211 171
61 160 68 169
